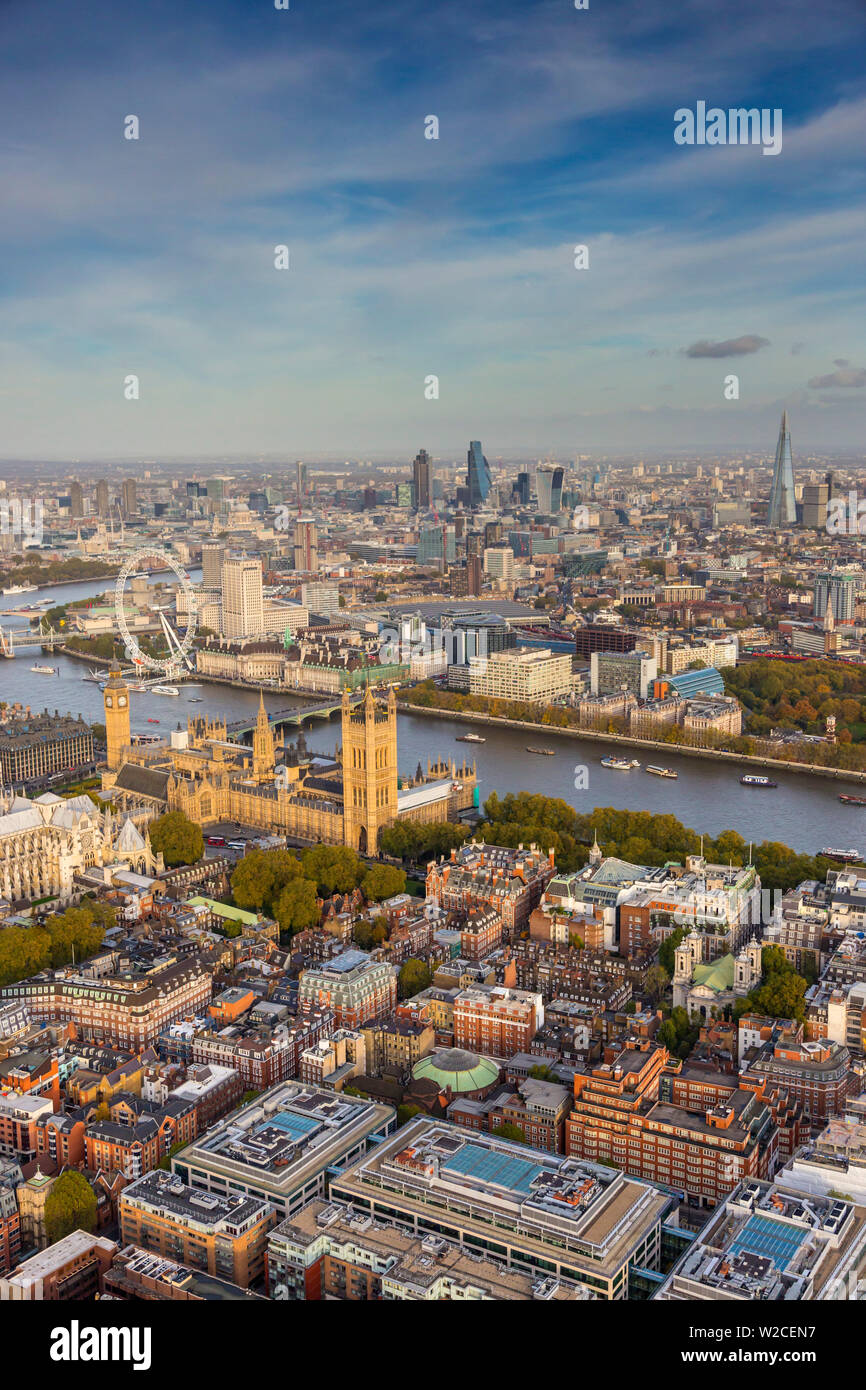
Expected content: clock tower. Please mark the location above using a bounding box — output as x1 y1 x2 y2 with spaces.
103 661 131 770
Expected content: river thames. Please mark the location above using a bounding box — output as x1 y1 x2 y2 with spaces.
0 573 862 856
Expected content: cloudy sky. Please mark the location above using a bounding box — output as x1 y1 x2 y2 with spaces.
1 0 865 459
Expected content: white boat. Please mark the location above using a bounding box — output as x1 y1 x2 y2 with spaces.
2 583 38 595
600 755 640 770
151 685 180 696
30 664 58 675
456 733 486 744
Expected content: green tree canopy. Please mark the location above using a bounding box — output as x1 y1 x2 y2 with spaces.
44 1170 97 1245
490 1123 526 1144
273 878 320 938
300 845 365 896
362 864 407 902
398 957 432 999
231 848 304 914
148 810 204 867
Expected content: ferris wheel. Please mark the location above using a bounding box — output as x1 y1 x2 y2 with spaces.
114 546 198 675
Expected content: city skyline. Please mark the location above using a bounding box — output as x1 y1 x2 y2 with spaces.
0 0 864 458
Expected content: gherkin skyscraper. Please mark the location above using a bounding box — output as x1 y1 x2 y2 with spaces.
767 410 797 527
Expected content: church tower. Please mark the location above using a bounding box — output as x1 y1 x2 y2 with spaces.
341 686 398 854
103 662 130 770
252 691 276 781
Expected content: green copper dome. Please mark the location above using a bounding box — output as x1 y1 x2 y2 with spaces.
412 1047 499 1094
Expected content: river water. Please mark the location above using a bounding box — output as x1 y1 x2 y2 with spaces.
0 573 861 855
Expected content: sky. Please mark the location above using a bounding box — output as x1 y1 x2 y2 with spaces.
1 0 865 460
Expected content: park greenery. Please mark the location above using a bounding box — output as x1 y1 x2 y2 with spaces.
379 820 470 864
44 1170 98 1245
479 792 844 892
230 845 406 940
725 658 866 745
148 810 204 867
0 898 114 987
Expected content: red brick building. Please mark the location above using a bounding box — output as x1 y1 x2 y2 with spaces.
453 986 543 1057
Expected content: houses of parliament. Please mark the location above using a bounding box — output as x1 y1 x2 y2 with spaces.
100 665 478 852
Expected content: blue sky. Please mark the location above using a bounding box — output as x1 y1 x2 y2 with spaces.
1 0 865 458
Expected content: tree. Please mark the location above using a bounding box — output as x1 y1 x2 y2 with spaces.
44 1170 97 1245
528 1064 556 1081
490 1123 526 1144
398 957 432 999
273 879 320 938
362 864 406 902
148 810 204 867
300 845 364 896
658 927 686 976
396 1104 421 1128
645 963 670 1005
231 849 303 914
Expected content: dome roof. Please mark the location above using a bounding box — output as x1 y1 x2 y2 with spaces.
412 1047 499 1094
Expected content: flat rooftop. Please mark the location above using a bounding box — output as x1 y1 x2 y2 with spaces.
331 1117 672 1285
177 1082 394 1200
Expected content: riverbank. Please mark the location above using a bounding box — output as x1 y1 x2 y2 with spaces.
397 702 866 785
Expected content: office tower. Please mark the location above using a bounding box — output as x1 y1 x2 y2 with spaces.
296 461 308 504
221 556 264 639
412 449 431 510
466 440 491 508
206 477 226 505
467 553 483 597
483 547 514 585
248 490 268 514
201 541 226 588
466 531 484 557
69 481 84 519
813 570 857 624
301 581 340 617
121 478 137 518
515 471 530 505
95 479 110 518
484 521 503 547
536 464 565 514
766 410 796 527
293 519 319 572
801 482 830 530
418 523 455 568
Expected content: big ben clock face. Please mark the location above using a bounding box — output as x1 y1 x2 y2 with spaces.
105 696 113 708
118 696 127 708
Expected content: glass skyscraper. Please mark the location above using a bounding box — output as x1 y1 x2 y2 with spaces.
467 440 491 507
766 410 796 527
536 464 564 514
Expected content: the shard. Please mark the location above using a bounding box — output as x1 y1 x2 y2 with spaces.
766 410 796 527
